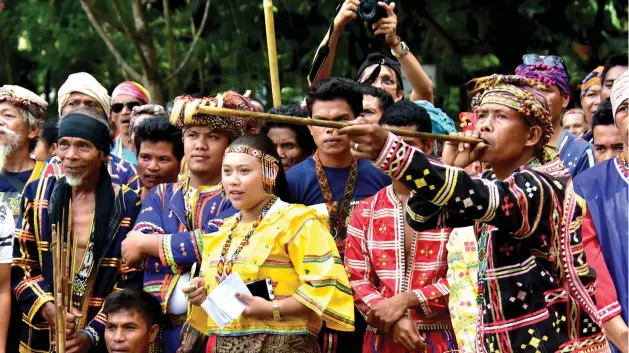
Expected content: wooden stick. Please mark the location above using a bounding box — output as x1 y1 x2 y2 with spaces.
195 106 484 144
263 0 281 107
66 201 74 310
52 224 66 353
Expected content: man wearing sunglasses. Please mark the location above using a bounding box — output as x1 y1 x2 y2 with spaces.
111 81 151 165
516 53 595 177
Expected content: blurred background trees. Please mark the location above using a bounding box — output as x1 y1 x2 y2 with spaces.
0 0 626 118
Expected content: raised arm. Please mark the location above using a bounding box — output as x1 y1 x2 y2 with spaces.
310 0 359 85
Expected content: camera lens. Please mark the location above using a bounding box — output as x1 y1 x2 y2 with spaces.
358 0 378 20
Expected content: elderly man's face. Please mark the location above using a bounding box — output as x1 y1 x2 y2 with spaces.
57 136 107 187
615 100 628 146
0 102 36 152
61 93 104 116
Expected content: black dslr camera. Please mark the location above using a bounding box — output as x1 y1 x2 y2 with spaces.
357 0 391 24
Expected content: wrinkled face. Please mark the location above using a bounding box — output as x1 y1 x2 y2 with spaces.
105 310 158 353
615 99 628 146
581 85 601 123
308 99 354 157
359 64 402 101
601 66 628 102
266 127 306 171
540 85 569 125
222 152 268 211
111 94 142 136
562 112 587 136
57 137 106 186
61 93 104 116
183 126 230 183
129 114 154 153
593 124 624 164
137 141 180 190
0 102 31 151
32 139 56 162
359 95 384 124
476 103 538 165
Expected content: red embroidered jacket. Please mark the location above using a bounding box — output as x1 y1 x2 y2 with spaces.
345 185 454 352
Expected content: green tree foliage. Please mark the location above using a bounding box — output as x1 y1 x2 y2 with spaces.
0 0 626 117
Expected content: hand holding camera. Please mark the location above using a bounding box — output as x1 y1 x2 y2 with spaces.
334 0 399 48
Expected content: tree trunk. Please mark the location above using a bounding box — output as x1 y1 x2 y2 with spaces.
131 0 164 104
164 0 177 100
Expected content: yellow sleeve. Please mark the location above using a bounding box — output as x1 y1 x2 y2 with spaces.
446 226 480 353
287 215 355 332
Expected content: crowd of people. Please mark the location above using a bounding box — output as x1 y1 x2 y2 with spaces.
0 3 627 353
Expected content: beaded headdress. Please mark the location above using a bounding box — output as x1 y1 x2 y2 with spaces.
170 91 253 138
515 58 570 94
224 146 280 196
471 74 554 162
581 66 603 97
0 85 48 122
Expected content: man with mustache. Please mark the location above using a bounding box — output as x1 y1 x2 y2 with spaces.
286 78 390 353
44 73 140 192
12 107 142 353
134 116 183 200
120 92 251 353
110 82 151 165
340 74 609 353
0 85 48 217
0 85 49 353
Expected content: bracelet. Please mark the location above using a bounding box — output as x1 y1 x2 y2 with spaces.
272 300 281 321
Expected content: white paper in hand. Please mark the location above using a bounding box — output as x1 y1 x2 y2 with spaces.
200 273 252 329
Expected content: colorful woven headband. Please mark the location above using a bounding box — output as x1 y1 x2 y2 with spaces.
224 145 279 196
471 75 554 162
581 66 603 97
0 85 48 122
170 91 252 138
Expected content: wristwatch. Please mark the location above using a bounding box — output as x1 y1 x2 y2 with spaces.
391 41 410 60
272 300 281 321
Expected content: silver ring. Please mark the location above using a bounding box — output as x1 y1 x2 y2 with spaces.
353 142 360 152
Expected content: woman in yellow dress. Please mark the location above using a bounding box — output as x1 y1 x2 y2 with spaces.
185 134 354 352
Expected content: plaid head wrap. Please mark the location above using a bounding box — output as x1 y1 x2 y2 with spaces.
112 81 150 105
0 85 48 123
515 58 570 94
169 91 252 138
611 70 629 120
471 74 554 162
581 66 604 97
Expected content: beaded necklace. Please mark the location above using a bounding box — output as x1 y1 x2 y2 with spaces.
215 196 277 283
313 150 358 240
620 153 628 169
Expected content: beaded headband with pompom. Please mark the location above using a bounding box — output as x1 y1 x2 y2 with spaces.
169 91 253 138
470 74 555 163
224 146 280 196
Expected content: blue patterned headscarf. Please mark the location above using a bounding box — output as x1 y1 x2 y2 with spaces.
414 100 456 154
